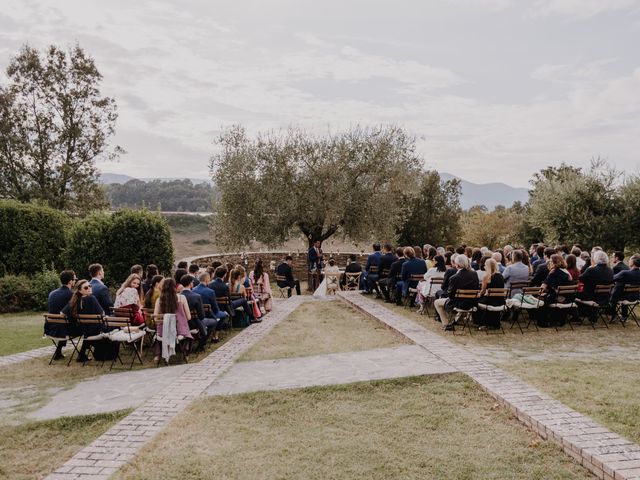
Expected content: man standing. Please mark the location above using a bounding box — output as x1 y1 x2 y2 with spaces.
180 275 215 352
46 270 76 360
276 256 301 296
89 263 113 313
308 241 323 271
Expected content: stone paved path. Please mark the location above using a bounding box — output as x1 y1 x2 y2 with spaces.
339 291 640 480
47 295 304 480
30 364 190 420
206 344 456 396
0 345 57 367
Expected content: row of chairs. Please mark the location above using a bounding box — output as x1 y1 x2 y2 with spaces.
275 273 362 297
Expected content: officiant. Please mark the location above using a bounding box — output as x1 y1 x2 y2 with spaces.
308 240 324 290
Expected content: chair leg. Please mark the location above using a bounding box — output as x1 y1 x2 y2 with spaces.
66 338 81 366
509 309 524 334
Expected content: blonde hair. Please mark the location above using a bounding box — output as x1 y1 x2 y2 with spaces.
116 273 143 298
485 258 498 277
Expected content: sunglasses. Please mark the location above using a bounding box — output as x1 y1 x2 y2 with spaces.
82 285 92 291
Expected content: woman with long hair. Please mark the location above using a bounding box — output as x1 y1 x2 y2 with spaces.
249 259 273 312
144 275 164 309
142 264 159 294
476 258 506 329
152 277 193 364
417 254 447 313
62 279 104 362
114 273 145 325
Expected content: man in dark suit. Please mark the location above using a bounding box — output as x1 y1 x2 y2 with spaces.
194 272 228 342
341 253 363 290
578 251 614 300
381 248 404 302
276 256 301 296
396 247 427 306
209 267 249 313
89 263 113 313
530 248 555 286
375 244 396 295
612 251 630 275
610 254 640 320
434 255 479 331
308 241 323 271
180 275 215 352
363 243 382 294
46 270 77 360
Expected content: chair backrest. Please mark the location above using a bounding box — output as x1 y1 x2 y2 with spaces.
103 315 133 333
426 277 443 297
508 281 529 295
203 304 212 315
485 288 508 298
230 292 243 300
594 284 613 295
522 286 543 296
326 273 340 286
345 272 361 290
112 307 135 319
44 313 67 325
369 265 379 274
189 307 199 319
556 285 578 295
76 314 103 325
409 274 423 282
275 275 287 283
381 268 390 277
217 296 230 307
623 285 640 294
454 289 479 299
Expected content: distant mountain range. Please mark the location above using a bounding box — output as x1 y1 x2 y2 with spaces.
100 172 529 210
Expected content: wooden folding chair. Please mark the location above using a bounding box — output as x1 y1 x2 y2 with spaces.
450 289 479 335
275 275 292 298
615 285 640 327
506 286 543 333
152 314 189 365
103 315 145 370
188 308 203 353
575 284 613 329
404 274 425 309
423 277 443 317
76 314 106 366
547 285 578 331
325 273 341 295
477 288 508 334
344 272 362 291
43 313 80 366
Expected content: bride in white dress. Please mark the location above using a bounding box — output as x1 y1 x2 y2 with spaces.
313 258 342 297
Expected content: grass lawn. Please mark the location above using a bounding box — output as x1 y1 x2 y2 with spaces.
0 312 48 356
501 360 640 445
115 375 592 480
0 410 129 480
241 299 409 362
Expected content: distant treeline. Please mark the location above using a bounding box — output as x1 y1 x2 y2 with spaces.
106 179 215 212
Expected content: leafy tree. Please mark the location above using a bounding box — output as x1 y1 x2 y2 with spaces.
461 203 536 249
210 125 422 248
396 171 461 246
527 161 624 249
619 175 640 251
0 44 121 214
106 179 215 212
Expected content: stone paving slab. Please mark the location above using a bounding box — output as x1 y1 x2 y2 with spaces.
0 345 58 367
338 291 640 480
206 344 457 396
46 295 305 480
30 364 190 420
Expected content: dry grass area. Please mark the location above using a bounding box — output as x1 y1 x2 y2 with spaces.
241 299 409 362
115 375 591 480
0 410 129 480
0 312 48 356
501 360 640 445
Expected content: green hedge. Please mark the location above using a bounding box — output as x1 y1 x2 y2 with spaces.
0 270 59 313
66 209 174 283
0 200 70 275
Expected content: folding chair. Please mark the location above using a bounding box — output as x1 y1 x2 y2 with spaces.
376 268 390 298
615 285 640 327
506 286 542 334
141 308 156 350
424 277 443 317
230 293 251 328
152 314 190 365
450 289 479 335
477 288 508 334
325 272 341 295
547 285 578 331
76 314 107 366
188 307 204 354
275 275 292 298
344 272 362 291
43 313 81 366
575 284 613 329
103 315 146 370
404 274 425 309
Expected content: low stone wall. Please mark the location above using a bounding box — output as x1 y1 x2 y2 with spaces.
191 251 371 280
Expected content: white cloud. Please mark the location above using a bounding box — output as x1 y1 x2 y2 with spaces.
530 0 640 17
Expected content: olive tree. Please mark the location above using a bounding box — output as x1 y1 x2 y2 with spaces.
209 125 422 248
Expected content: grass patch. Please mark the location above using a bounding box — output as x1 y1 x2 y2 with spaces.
501 360 640 445
241 300 409 362
0 410 129 480
115 375 591 480
0 312 48 356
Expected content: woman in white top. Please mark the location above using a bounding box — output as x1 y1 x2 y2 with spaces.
114 273 145 325
417 255 446 313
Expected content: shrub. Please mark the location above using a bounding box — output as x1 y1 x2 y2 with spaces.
0 200 70 275
0 270 59 313
65 209 174 284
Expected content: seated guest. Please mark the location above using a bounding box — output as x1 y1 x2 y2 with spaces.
435 253 458 301
173 268 188 291
230 269 256 322
476 255 490 283
532 245 546 270
130 264 143 278
144 275 164 309
276 256 301 296
211 267 251 316
47 270 77 360
114 274 145 325
539 254 573 327
343 253 364 289
579 251 591 274
502 249 529 296
323 258 341 292
571 246 584 270
491 252 505 273
142 264 159 294
249 260 273 313
417 254 446 312
188 264 201 286
565 254 580 282
364 243 382 294
371 243 394 295
62 280 104 362
476 258 505 329
435 255 479 331
612 251 629 275
180 275 215 352
578 250 614 301
89 263 113 313
153 278 193 365
194 272 229 323
470 249 482 271
610 254 640 320
425 246 438 270
530 248 555 286
395 247 427 306
223 263 234 283
380 250 402 302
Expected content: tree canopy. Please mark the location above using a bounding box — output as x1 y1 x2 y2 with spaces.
106 179 215 212
0 44 120 214
210 125 422 248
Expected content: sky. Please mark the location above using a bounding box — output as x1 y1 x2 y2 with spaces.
1 0 640 187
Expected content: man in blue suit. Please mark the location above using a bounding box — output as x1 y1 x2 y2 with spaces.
610 254 640 320
89 263 113 313
396 246 427 306
194 272 228 342
363 243 382 293
209 266 250 313
308 241 323 271
180 275 216 352
46 270 76 359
